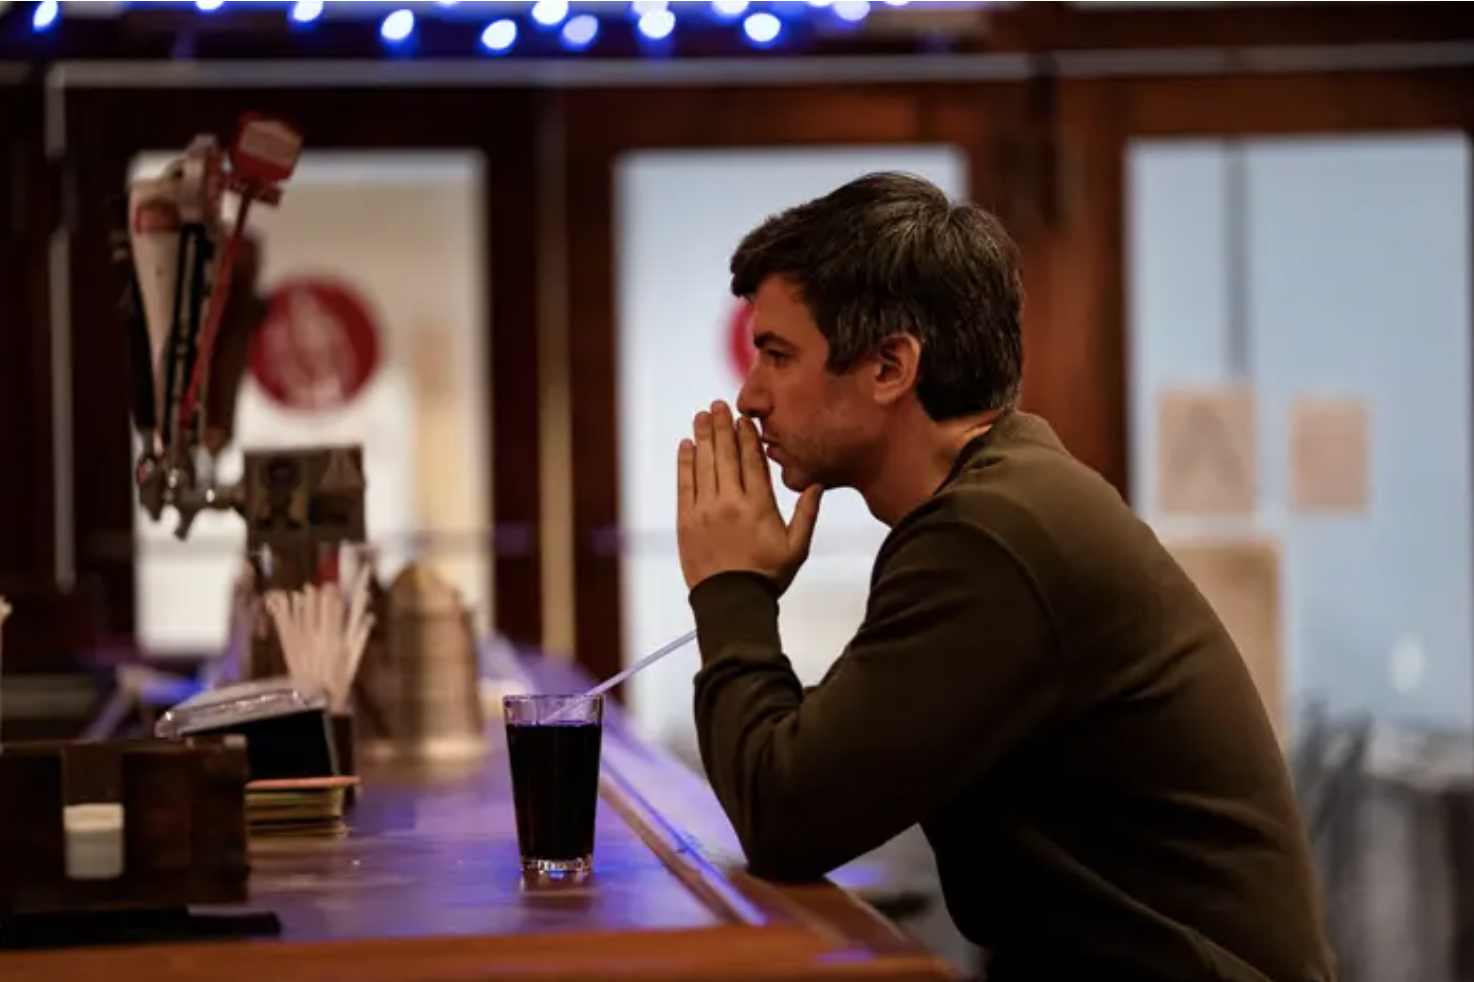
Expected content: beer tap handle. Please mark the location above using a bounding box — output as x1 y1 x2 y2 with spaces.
121 115 304 542
202 235 264 459
158 137 225 463
180 115 302 435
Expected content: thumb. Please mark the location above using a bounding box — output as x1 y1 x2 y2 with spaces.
786 485 823 557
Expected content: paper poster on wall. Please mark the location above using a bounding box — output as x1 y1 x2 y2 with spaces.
1155 385 1257 518
1290 396 1370 515
1169 537 1284 739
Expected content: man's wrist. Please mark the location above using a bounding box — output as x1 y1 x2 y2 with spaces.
689 569 780 599
688 571 783 663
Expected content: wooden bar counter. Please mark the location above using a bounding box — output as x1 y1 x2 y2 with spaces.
0 650 957 981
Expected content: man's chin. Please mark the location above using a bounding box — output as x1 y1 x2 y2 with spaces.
778 465 820 494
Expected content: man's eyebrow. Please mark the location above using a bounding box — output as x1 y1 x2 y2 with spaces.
752 331 793 350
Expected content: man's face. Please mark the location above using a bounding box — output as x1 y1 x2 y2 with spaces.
735 276 877 492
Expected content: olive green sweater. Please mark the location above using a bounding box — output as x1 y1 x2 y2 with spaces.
689 411 1334 982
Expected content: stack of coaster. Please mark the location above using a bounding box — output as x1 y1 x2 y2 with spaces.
245 776 358 836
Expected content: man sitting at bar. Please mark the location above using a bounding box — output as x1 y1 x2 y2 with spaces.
675 172 1334 982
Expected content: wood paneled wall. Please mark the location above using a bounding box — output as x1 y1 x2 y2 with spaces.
1 45 1469 684
556 64 1474 682
0 77 57 592
556 81 1135 684
0 85 548 649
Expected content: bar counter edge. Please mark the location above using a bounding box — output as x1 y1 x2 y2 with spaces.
0 645 959 982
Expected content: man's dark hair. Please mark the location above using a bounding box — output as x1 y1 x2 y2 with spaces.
729 171 1023 420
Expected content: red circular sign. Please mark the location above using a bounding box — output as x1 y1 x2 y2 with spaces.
248 277 382 412
726 301 757 382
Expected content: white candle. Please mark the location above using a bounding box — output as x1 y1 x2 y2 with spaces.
63 803 126 881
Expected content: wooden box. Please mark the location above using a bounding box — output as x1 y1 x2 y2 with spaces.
0 737 251 917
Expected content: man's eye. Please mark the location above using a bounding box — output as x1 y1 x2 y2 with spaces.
761 349 787 364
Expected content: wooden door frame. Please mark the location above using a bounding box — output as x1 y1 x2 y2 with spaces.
51 81 549 649
0 73 58 593
558 61 1474 686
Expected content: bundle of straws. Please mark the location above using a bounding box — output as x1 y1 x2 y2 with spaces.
263 570 374 715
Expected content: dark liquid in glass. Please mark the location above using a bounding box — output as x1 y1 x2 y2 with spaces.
506 721 602 862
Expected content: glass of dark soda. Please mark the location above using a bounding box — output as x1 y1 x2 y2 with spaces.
503 693 604 877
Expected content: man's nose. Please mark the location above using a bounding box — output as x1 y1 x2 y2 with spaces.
736 376 766 420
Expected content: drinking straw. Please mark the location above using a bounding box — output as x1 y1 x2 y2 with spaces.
543 629 698 723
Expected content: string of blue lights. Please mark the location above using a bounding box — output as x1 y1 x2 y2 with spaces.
25 1 910 54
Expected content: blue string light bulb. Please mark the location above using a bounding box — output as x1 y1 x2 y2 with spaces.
481 18 518 54
742 11 781 46
32 0 60 31
52 0 935 57
380 8 415 44
290 1 324 25
531 0 570 28
637 6 676 42
560 13 599 49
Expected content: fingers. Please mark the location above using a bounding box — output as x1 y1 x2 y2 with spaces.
677 439 695 519
693 410 718 501
737 416 776 505
787 485 823 558
710 401 743 493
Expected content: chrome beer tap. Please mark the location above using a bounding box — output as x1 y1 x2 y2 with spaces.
115 115 303 540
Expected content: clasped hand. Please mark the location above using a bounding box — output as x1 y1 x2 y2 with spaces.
676 401 822 593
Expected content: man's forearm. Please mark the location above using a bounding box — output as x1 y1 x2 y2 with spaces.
687 521 1063 883
687 571 817 874
689 570 911 881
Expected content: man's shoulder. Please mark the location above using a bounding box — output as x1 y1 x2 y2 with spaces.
911 441 1130 555
869 476 1073 630
887 420 1174 619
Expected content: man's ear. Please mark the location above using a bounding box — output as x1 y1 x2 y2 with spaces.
872 333 922 405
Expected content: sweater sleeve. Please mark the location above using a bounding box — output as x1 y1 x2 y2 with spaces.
688 516 1063 882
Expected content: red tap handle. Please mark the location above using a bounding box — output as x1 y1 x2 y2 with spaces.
179 115 303 433
229 113 303 188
